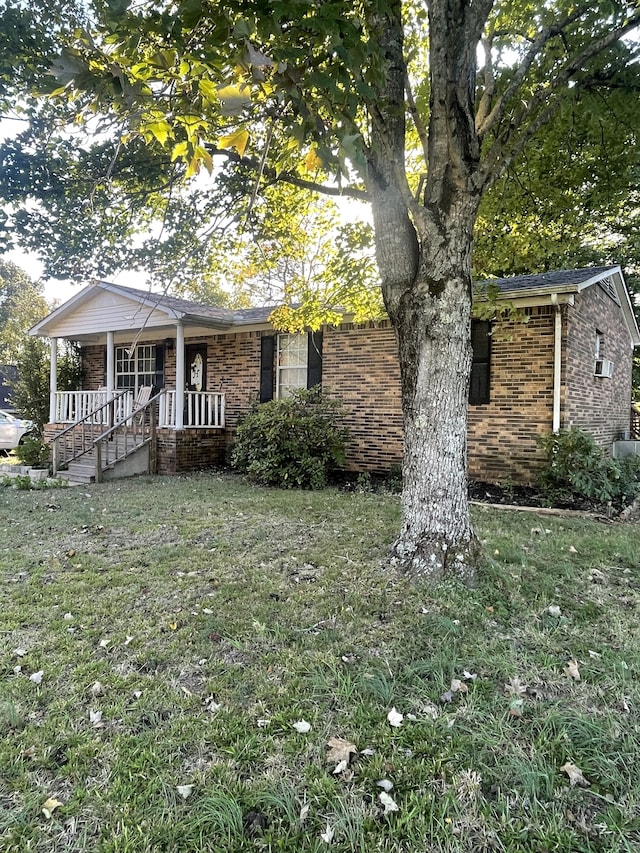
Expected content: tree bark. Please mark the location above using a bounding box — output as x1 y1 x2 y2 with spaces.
366 0 488 579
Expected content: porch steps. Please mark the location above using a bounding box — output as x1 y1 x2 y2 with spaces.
63 436 148 484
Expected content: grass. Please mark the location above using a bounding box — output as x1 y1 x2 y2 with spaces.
1 472 639 852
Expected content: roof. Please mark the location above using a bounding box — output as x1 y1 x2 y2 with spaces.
30 266 639 346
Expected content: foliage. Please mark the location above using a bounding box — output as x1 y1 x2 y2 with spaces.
538 428 640 506
14 434 50 468
1 473 640 850
9 337 82 431
0 260 48 364
231 387 349 489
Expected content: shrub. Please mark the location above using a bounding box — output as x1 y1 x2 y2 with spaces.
231 388 349 489
15 435 50 469
538 428 640 506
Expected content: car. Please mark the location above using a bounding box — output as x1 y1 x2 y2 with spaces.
0 410 35 451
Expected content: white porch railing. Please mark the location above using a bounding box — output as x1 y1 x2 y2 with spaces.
54 390 134 424
54 389 225 429
160 391 225 428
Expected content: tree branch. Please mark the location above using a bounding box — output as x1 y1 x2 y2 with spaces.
208 146 370 201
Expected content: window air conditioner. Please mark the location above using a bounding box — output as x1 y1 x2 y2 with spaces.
594 358 614 377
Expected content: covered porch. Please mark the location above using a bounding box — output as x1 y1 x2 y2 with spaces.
30 281 242 481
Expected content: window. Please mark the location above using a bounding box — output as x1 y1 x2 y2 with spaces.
260 332 323 402
277 334 308 398
469 320 491 404
115 344 157 391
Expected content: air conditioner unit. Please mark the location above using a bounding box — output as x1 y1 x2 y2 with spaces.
594 358 614 377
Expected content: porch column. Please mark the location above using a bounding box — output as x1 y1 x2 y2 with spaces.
175 321 184 429
49 337 58 423
106 331 115 396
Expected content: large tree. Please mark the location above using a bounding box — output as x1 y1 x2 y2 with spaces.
3 0 640 578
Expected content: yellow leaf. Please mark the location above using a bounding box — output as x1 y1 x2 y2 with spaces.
218 129 249 158
147 120 172 146
42 797 63 819
304 148 322 173
169 622 178 630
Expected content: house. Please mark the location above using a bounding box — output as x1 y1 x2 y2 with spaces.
30 266 640 484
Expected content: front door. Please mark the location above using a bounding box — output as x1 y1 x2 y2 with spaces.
184 343 207 425
185 343 207 393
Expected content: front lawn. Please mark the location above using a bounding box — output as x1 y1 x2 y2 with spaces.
1 473 639 852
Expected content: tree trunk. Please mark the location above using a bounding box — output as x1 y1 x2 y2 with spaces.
389 215 480 580
365 0 487 580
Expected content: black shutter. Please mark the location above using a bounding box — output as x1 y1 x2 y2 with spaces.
307 331 323 389
260 335 275 402
469 320 490 405
154 344 165 392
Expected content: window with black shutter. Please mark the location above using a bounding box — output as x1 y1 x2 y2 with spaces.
260 332 323 400
469 320 490 404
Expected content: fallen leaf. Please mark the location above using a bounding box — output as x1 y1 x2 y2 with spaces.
463 670 478 680
588 650 601 659
387 707 403 728
504 677 527 698
29 670 44 684
90 681 103 697
568 545 578 554
509 698 524 717
326 737 357 765
98 639 109 648
439 690 454 704
257 718 270 728
379 791 399 814
13 648 27 657
548 605 562 617
564 660 581 681
377 779 394 792
333 759 348 775
320 822 334 843
177 784 193 799
361 748 376 756
42 797 63 819
293 719 311 734
561 762 589 787
450 679 468 694
124 635 134 646
204 696 221 712
89 709 103 727
132 690 142 699
299 803 310 825
63 612 73 621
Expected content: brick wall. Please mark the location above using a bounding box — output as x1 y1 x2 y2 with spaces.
468 306 556 482
72 290 635 484
564 283 634 448
323 321 403 471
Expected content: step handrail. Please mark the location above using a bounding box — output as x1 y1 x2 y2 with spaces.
93 390 165 483
52 390 131 475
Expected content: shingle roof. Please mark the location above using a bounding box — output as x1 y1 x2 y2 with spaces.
482 266 615 294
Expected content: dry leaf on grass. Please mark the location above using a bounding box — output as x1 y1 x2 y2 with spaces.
504 676 527 698
387 708 403 727
293 720 311 734
29 670 44 685
176 784 194 799
326 737 357 765
379 791 399 814
377 779 394 793
561 762 589 787
564 660 581 681
320 822 334 843
42 797 63 819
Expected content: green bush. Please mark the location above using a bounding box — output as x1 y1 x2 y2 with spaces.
15 435 50 469
231 388 349 489
538 428 640 506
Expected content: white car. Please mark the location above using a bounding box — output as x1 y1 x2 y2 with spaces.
0 410 35 451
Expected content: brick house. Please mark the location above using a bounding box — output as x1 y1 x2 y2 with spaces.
30 266 639 484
